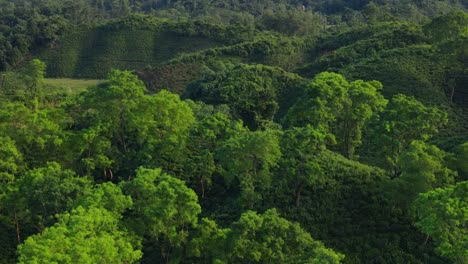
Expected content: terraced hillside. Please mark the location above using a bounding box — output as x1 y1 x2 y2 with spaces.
37 17 254 79
39 29 217 78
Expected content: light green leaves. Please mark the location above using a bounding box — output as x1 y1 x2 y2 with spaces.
17 206 142 264
72 70 195 177
413 181 468 263
279 126 327 206
226 209 344 263
371 94 448 174
285 72 387 158
122 168 201 260
1 163 92 236
391 141 457 207
0 136 23 182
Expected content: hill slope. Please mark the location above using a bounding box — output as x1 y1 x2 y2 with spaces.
37 17 254 78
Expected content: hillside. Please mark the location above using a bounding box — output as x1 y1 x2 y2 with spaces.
37 16 254 78
0 2 467 264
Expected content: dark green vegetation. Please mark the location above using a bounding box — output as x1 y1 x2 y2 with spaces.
0 0 467 263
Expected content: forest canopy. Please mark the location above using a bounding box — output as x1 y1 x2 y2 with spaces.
0 1 467 263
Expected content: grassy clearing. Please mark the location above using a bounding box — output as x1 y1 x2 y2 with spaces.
44 78 104 94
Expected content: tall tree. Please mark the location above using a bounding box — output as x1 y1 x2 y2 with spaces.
17 206 142 264
369 94 448 176
285 72 350 131
188 218 230 262
0 136 23 183
71 70 195 178
279 125 328 207
390 141 456 208
450 142 468 180
336 79 387 158
413 181 468 264
21 59 46 108
121 167 201 263
187 64 305 130
1 163 92 244
183 108 243 198
0 101 67 168
225 209 344 263
74 181 133 216
217 129 281 208
134 89 195 174
285 72 387 158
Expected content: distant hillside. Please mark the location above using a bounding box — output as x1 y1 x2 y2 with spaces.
297 18 468 147
36 13 468 147
136 34 306 94
37 16 254 79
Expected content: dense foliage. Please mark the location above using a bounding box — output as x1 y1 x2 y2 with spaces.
0 1 467 263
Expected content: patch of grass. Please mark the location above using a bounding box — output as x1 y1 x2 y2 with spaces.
44 78 104 94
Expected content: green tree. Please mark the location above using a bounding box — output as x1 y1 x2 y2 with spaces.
450 142 468 180
0 136 23 183
183 108 242 198
71 70 142 176
71 70 195 178
285 72 387 158
225 209 344 263
135 89 195 174
21 59 46 108
0 101 67 168
75 182 133 215
369 94 448 176
121 167 201 263
279 125 328 207
413 181 468 263
424 11 468 43
188 218 230 262
1 163 92 243
285 72 350 131
217 129 281 208
390 141 456 207
337 79 387 158
187 64 305 130
17 206 142 264
71 69 146 178
188 64 279 130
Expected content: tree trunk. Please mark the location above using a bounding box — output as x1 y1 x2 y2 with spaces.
423 234 430 246
200 175 205 199
14 210 21 243
392 165 401 179
450 85 455 103
295 182 305 207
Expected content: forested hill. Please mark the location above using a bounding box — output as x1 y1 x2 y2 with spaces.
0 1 467 264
